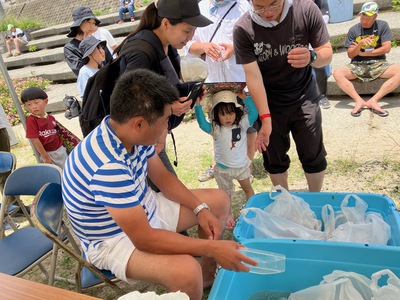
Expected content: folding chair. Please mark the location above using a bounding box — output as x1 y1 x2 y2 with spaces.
0 164 63 281
0 151 18 230
31 182 122 293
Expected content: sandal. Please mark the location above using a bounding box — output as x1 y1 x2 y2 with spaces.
350 108 363 117
371 109 389 117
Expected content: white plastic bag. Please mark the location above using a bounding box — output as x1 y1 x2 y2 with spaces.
289 269 400 300
328 194 391 245
118 291 189 300
267 185 322 231
240 207 326 240
371 269 400 300
289 270 373 300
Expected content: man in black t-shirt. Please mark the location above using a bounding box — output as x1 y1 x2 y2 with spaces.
333 2 400 118
234 0 332 192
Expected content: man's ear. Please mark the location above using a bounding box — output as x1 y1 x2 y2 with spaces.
130 116 146 132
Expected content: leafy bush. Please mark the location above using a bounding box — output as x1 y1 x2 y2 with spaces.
0 16 43 31
0 75 50 125
28 45 38 52
393 0 400 11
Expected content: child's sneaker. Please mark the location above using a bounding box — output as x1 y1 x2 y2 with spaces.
13 51 21 56
5 53 12 58
130 17 135 22
198 166 214 182
319 95 331 109
118 20 124 24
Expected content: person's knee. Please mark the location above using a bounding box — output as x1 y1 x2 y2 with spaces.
332 68 343 80
165 256 202 298
210 189 230 218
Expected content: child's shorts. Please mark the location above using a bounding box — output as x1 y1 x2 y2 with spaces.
42 145 68 169
214 161 252 197
85 192 180 283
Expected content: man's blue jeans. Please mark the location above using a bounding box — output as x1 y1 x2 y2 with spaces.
119 5 135 20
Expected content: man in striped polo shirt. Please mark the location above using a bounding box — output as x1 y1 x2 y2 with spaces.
62 69 254 299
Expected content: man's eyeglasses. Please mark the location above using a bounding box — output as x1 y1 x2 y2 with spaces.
251 1 283 14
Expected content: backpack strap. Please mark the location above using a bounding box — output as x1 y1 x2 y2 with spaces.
129 30 181 86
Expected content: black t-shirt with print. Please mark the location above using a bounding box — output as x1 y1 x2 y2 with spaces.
233 0 330 110
344 20 392 62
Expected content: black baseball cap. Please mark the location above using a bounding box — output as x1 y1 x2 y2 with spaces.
157 0 212 27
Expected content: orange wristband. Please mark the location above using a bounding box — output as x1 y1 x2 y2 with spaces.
259 113 271 120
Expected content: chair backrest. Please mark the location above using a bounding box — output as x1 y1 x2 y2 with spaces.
32 182 121 293
33 182 63 237
4 164 62 196
0 151 16 174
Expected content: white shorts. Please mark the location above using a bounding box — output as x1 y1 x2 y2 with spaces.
85 192 180 283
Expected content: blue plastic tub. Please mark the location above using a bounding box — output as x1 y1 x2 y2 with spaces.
208 239 400 300
234 192 400 246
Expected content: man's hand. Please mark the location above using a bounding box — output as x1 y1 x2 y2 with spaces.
256 118 272 152
209 241 258 272
287 47 311 68
196 209 221 240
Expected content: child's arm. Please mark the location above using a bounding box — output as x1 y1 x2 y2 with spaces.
30 138 53 164
194 105 212 134
243 96 258 126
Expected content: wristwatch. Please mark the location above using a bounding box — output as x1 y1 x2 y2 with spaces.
193 203 210 216
309 50 317 66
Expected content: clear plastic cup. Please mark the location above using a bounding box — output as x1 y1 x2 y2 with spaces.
239 248 286 275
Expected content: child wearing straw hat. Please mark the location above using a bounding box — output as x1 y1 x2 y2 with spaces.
194 89 257 228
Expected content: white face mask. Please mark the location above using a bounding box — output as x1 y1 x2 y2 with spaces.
250 0 293 28
210 0 237 15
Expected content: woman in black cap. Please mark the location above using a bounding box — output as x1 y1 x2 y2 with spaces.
64 6 113 77
114 0 212 191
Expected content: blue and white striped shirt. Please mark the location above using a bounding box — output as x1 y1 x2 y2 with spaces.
62 116 156 250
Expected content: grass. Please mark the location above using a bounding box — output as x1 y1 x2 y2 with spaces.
0 17 43 31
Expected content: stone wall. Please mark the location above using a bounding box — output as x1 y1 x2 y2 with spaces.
5 0 119 26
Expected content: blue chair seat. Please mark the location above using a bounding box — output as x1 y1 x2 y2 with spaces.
0 227 53 275
81 266 116 289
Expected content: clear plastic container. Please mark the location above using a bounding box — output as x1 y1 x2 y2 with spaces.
239 248 286 275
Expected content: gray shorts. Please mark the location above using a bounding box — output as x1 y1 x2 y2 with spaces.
42 145 68 170
347 59 391 82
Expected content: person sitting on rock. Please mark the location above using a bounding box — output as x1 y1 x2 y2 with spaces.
333 2 400 118
5 24 28 58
